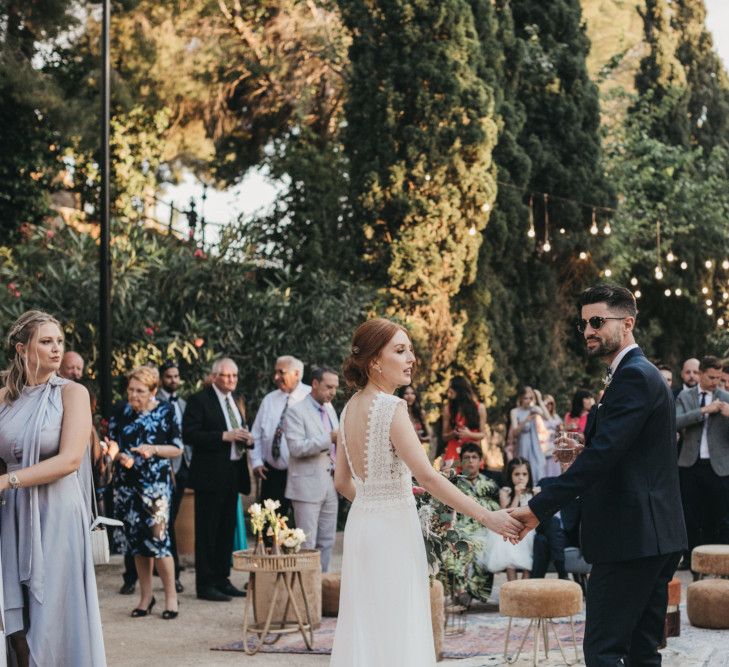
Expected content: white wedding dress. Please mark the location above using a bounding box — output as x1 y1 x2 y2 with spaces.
331 391 435 666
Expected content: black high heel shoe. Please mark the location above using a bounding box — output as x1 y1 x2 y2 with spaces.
131 596 156 617
162 602 179 620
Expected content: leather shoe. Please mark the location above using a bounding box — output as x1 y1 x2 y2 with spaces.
197 587 231 602
175 579 184 594
119 582 136 595
217 580 246 598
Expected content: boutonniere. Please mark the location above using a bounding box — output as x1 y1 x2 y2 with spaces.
603 367 614 388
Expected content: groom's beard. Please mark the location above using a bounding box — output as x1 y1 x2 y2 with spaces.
585 332 622 359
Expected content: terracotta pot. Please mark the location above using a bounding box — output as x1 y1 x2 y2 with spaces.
430 578 445 661
174 488 195 557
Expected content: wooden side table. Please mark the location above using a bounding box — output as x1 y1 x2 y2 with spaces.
233 548 320 655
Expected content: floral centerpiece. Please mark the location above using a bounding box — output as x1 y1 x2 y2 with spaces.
413 461 473 580
247 499 306 555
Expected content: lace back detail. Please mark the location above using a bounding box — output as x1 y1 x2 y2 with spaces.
342 392 414 513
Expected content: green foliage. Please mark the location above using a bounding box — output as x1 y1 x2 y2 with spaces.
0 224 371 407
604 93 729 363
341 0 498 408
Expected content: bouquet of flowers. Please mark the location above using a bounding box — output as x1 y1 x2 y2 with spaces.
413 462 472 579
279 527 307 554
247 499 306 555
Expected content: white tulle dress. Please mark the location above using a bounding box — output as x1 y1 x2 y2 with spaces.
330 392 435 666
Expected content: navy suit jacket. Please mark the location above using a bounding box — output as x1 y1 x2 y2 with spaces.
529 347 687 564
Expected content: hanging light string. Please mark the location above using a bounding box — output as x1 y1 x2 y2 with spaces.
542 193 551 253
527 195 536 238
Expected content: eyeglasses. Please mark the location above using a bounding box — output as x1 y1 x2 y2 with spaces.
576 316 626 334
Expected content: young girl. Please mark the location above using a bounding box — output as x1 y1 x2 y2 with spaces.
482 457 540 581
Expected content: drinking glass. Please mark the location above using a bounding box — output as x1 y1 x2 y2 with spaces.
552 431 585 465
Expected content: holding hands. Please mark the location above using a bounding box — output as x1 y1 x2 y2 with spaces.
481 508 525 544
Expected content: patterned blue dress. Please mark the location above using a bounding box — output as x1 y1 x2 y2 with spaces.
111 402 182 558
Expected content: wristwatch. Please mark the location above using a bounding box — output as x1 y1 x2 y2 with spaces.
8 472 21 490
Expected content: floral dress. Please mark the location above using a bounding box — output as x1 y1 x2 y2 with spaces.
442 474 500 601
111 402 182 558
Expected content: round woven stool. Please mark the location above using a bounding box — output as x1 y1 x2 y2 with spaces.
686 579 729 629
500 579 583 666
691 545 729 578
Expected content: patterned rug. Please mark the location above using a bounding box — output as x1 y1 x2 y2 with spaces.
212 613 586 659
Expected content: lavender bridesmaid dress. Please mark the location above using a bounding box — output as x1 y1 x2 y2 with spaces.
0 375 106 666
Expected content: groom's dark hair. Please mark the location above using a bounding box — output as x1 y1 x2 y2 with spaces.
578 284 638 318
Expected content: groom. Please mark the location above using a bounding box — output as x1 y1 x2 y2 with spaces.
512 284 686 667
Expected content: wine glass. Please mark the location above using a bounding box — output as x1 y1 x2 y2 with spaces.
552 431 585 466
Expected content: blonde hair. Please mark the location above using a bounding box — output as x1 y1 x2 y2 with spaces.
127 365 159 392
2 310 63 403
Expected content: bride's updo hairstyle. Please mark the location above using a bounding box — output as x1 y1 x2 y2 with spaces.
2 310 62 403
342 317 411 389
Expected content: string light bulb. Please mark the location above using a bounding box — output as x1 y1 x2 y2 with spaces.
468 226 477 237
590 209 599 235
675 288 683 296
706 299 713 306
666 251 675 263
603 222 612 235
481 202 491 213
664 289 671 297
723 260 729 270
635 290 642 299
707 307 714 315
680 261 688 270
702 286 709 295
719 318 725 326
543 241 551 252
630 277 638 286
527 195 536 239
579 251 588 260
559 228 566 235
705 260 713 269
723 292 729 301
604 269 612 277
655 266 664 280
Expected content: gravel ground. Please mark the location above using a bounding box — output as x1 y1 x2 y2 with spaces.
98 538 719 667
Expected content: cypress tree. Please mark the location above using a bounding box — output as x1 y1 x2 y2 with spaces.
673 0 729 152
340 0 498 406
458 0 612 415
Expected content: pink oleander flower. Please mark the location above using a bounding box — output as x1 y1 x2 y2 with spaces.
144 326 154 336
412 486 426 495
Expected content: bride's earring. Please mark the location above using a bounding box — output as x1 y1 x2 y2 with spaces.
376 365 382 374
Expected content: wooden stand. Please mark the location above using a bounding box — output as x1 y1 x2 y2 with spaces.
233 549 320 655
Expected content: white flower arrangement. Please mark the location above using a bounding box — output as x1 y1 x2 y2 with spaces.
280 527 307 553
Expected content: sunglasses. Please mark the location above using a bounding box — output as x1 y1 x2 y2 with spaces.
577 316 626 334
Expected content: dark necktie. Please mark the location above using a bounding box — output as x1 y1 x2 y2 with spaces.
700 392 708 422
271 397 290 460
168 394 178 402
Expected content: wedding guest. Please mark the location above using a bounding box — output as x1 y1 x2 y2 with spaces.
183 357 252 602
563 389 594 434
676 356 729 563
443 443 500 604
657 364 674 388
541 393 563 477
397 385 430 452
442 376 487 470
284 366 340 571
483 457 539 581
0 310 106 664
110 366 183 619
531 474 569 580
58 349 84 381
678 357 700 397
509 387 549 482
157 360 188 594
251 355 311 515
721 363 729 392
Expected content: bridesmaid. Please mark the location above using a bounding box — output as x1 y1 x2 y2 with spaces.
0 310 106 665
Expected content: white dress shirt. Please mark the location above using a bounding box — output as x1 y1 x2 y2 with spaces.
609 343 640 376
698 388 713 460
251 383 311 471
212 384 245 461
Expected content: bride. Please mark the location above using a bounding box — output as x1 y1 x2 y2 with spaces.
331 318 523 666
